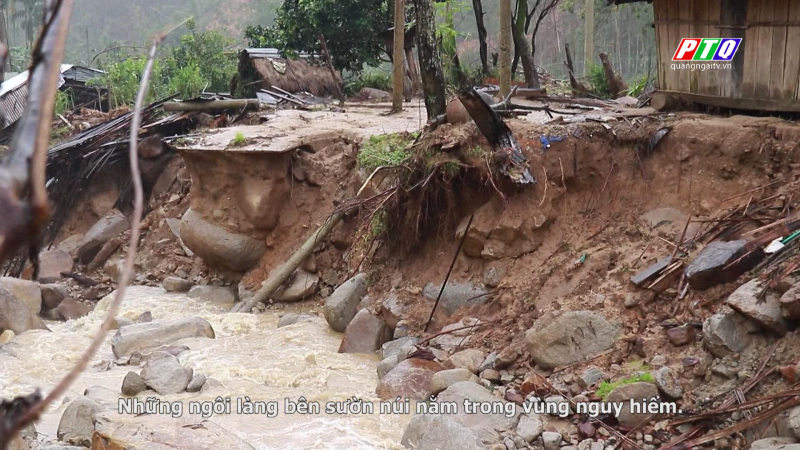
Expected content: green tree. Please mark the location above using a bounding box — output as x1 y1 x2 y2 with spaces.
162 19 236 93
245 0 391 73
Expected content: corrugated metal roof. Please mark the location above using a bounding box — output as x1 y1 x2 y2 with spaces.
243 48 315 59
0 64 103 129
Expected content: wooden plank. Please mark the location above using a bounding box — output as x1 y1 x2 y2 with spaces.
754 0 775 99
690 0 703 94
771 0 790 99
783 0 800 99
679 0 692 92
667 0 683 91
695 0 710 94
705 0 722 96
655 0 668 89
658 89 800 111
741 0 760 97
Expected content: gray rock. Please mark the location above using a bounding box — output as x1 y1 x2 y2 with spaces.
37 249 74 282
423 281 490 315
0 284 48 334
40 446 89 450
323 273 368 332
431 368 480 394
393 320 410 339
338 309 392 354
581 366 605 387
376 358 444 400
277 313 314 328
516 413 544 442
77 210 129 262
381 337 419 360
702 306 756 358
140 352 193 395
162 277 194 293
435 381 519 443
780 282 800 320
605 382 659 428
377 354 401 380
84 385 120 408
752 437 800 450
525 311 619 370
432 318 481 350
121 371 147 396
401 414 488 450
188 285 236 308
727 279 788 336
445 348 485 374
273 271 319 302
93 411 255 449
685 240 763 290
180 208 266 272
57 397 101 446
483 265 506 288
654 367 683 399
381 292 407 330
789 406 800 440
480 368 501 382
55 299 92 320
0 277 42 316
111 317 215 357
187 373 207 392
542 431 563 450
40 283 69 309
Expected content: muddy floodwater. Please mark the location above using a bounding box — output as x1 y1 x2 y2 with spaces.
0 287 411 449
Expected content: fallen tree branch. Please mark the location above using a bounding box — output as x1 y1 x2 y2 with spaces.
231 210 345 313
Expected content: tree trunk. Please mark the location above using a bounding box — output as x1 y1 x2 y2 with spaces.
391 0 405 112
511 0 527 79
413 0 446 117
499 0 512 97
512 14 538 89
599 52 628 97
583 0 594 75
472 0 490 76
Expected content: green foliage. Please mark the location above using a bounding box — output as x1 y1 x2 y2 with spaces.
245 0 391 73
8 47 30 72
343 68 392 96
230 131 247 147
627 74 650 97
369 210 388 240
586 62 612 99
595 372 655 400
357 133 413 171
93 58 164 109
54 91 73 117
161 19 236 94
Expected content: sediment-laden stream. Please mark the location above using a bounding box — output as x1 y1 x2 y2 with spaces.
0 287 410 449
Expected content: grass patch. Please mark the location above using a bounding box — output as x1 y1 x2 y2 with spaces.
357 133 414 171
586 62 612 99
230 131 247 147
595 372 655 400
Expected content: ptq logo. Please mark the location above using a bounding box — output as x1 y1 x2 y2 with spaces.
672 38 742 61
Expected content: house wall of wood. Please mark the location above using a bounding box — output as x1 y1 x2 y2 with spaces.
654 0 800 110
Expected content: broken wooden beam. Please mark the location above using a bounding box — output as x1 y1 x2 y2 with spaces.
630 255 673 287
163 99 259 112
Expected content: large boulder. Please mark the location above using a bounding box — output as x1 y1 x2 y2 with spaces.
431 368 479 394
0 277 42 316
77 210 129 263
162 277 194 293
703 306 757 357
381 292 407 330
376 358 444 400
323 273 368 332
111 317 215 357
422 281 490 316
381 337 419 360
685 240 763 290
726 279 788 335
40 283 69 309
187 285 236 308
338 309 392 354
605 382 659 428
780 282 800 320
179 209 266 272
525 311 619 370
93 411 256 450
140 352 193 395
237 177 290 231
121 371 147 396
401 414 487 450
55 299 92 321
0 285 47 334
273 271 319 302
277 313 315 328
57 397 101 446
444 349 485 374
36 249 74 282
435 381 520 443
